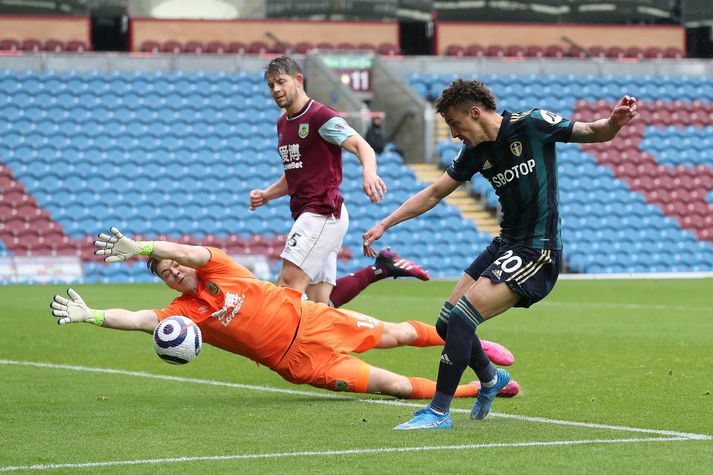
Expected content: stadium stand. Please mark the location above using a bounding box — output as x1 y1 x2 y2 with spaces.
0 15 91 53
442 43 686 59
129 18 400 56
1 65 711 282
0 68 490 282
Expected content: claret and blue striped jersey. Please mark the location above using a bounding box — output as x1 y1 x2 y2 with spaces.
276 99 357 220
447 109 574 250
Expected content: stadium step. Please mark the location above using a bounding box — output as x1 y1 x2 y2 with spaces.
407 162 500 236
410 163 444 182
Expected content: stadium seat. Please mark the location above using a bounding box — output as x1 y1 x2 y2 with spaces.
272 42 292 54
504 45 525 57
185 41 205 54
140 41 161 53
44 39 65 52
205 41 227 54
356 43 376 52
66 40 88 52
163 41 183 54
0 38 20 51
664 47 684 58
248 41 270 54
227 41 247 54
524 45 544 58
465 44 485 57
484 45 505 57
543 44 565 58
444 44 465 56
377 43 400 56
21 39 42 52
605 46 625 59
294 42 314 54
625 46 644 59
315 42 335 50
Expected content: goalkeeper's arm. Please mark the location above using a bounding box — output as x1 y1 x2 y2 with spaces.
95 227 211 269
103 308 158 333
51 288 158 333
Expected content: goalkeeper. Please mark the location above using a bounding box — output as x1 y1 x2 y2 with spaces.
50 227 519 400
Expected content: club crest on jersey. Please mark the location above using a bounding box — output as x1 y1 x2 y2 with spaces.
206 282 220 295
510 141 523 157
298 123 309 139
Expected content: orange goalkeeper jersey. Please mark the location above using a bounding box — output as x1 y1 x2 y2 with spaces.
153 247 303 368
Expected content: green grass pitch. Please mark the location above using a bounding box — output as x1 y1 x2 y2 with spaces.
1 278 712 473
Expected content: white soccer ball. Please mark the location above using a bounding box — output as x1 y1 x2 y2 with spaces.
152 316 202 365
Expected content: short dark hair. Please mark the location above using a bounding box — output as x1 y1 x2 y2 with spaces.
435 79 497 114
264 55 302 81
146 257 160 277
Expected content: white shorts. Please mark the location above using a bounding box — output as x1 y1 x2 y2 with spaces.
280 203 349 286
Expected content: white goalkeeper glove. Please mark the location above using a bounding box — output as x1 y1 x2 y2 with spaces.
93 226 153 263
50 288 105 326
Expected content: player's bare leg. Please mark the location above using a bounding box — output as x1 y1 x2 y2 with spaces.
464 277 520 320
375 322 419 348
277 259 311 294
305 282 334 304
446 272 477 306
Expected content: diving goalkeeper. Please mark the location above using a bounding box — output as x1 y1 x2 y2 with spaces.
50 227 519 400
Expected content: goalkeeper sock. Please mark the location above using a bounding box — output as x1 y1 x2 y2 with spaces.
406 320 444 347
407 377 480 399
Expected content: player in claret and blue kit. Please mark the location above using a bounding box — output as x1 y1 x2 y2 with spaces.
250 56 427 308
364 79 638 429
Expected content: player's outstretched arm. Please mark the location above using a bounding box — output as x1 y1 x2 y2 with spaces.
362 172 461 257
342 134 387 204
571 95 637 143
94 227 153 263
50 288 158 332
94 227 210 269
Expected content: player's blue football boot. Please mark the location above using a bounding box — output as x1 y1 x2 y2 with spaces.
470 368 511 420
393 406 452 430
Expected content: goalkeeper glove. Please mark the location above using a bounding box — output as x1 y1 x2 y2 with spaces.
94 226 153 263
50 288 105 326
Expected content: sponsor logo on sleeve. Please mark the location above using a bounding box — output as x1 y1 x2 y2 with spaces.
540 110 563 124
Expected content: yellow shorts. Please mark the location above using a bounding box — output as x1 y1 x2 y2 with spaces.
273 302 384 393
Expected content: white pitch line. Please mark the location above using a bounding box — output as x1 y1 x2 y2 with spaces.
2 359 711 442
0 437 693 472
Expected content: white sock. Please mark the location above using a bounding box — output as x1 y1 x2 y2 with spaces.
482 373 498 388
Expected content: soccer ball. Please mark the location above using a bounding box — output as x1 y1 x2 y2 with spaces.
152 316 202 365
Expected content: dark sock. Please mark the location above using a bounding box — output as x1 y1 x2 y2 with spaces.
451 295 497 382
469 333 497 383
328 265 386 307
431 308 475 414
435 301 453 340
